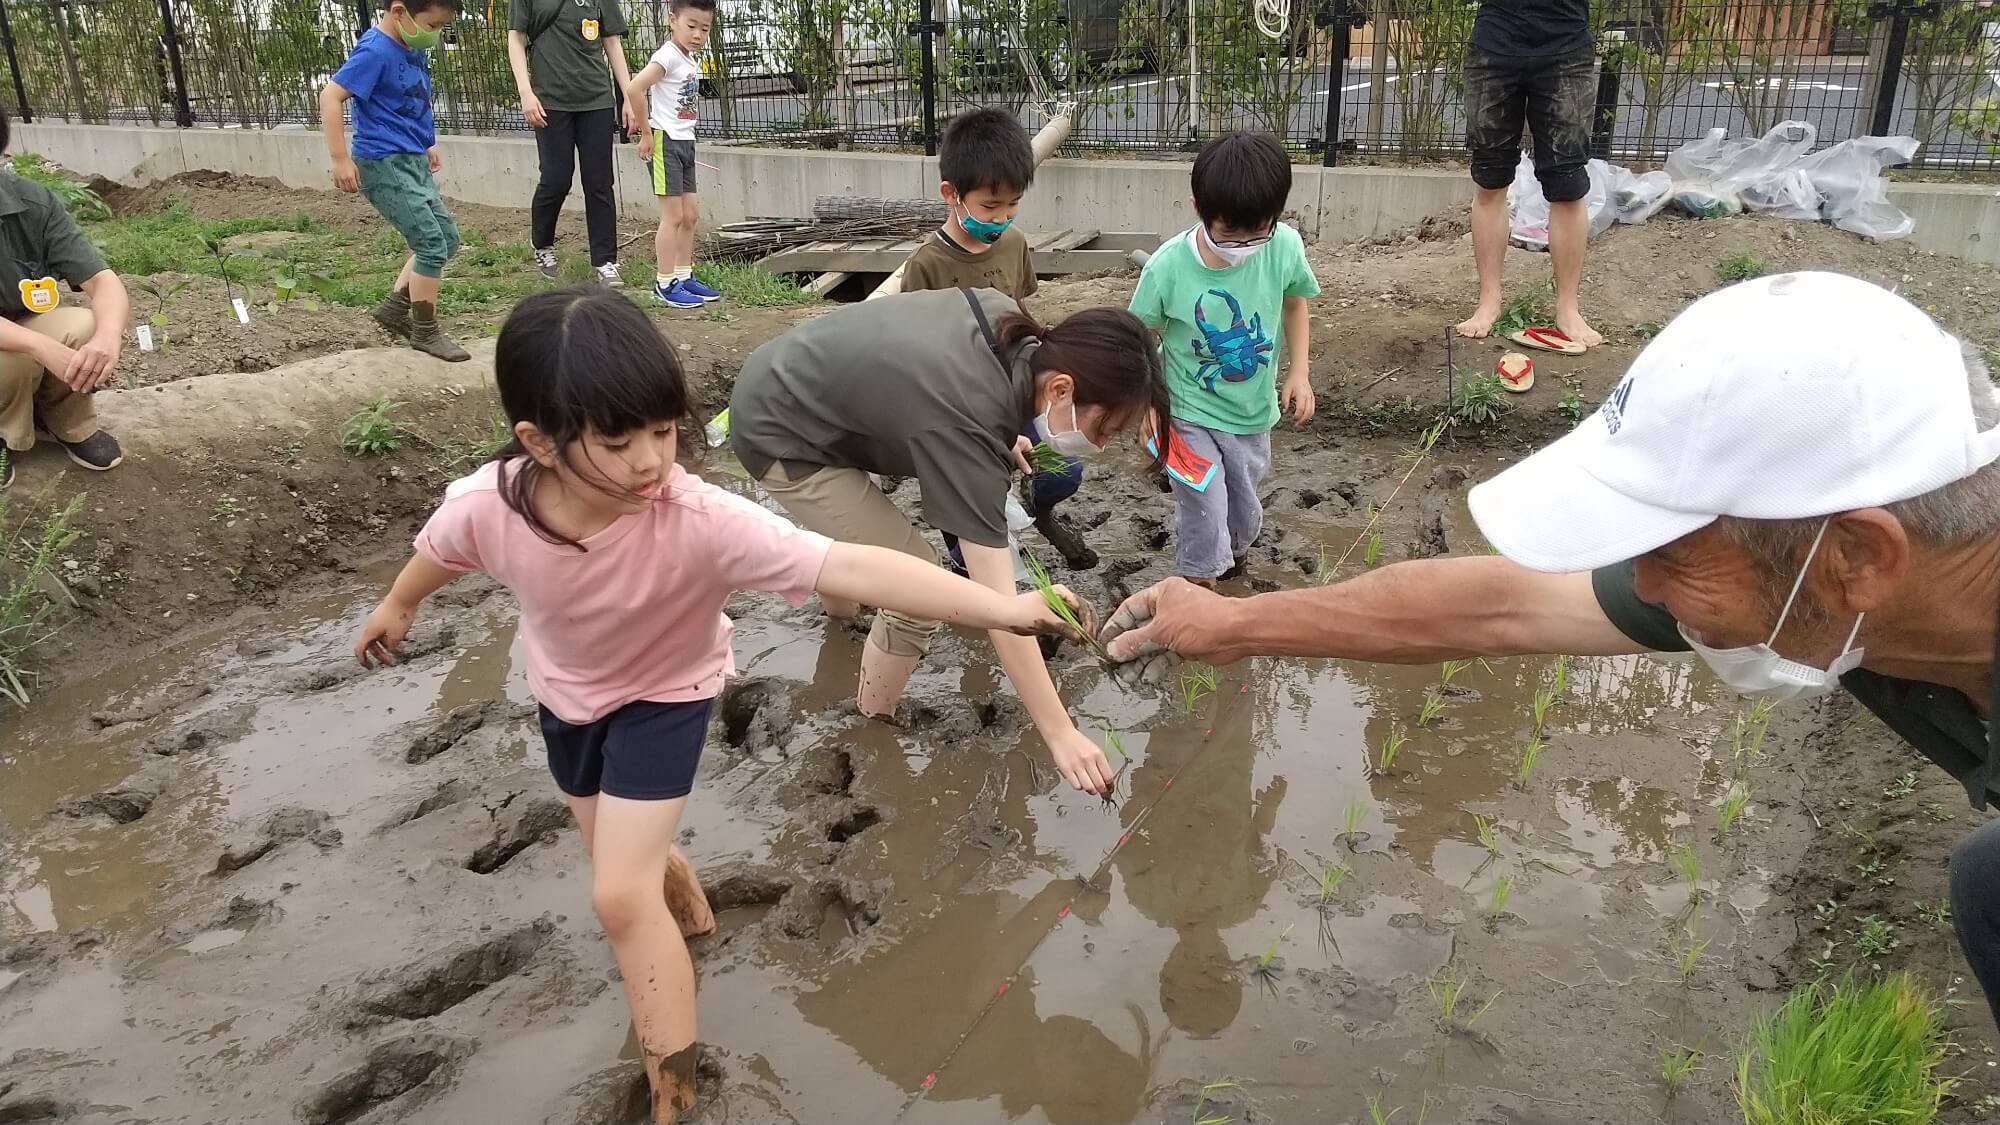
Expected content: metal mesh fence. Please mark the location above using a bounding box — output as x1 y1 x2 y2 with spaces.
0 0 1993 174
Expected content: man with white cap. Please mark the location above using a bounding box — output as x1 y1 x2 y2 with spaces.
1099 271 2000 1027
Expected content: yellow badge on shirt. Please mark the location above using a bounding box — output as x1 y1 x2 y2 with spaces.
18 276 56 313
580 18 600 40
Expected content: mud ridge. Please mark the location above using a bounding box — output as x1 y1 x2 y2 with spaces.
464 797 570 874
141 702 256 757
378 778 477 832
214 807 341 874
280 621 458 694
348 918 555 1025
54 761 176 824
297 1033 473 1125
404 699 531 764
88 680 211 729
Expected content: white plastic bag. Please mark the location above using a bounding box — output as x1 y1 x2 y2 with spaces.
1795 135 1921 241
1665 122 1818 219
1005 491 1033 584
1665 128 1747 218
1508 155 1616 250
1605 164 1672 225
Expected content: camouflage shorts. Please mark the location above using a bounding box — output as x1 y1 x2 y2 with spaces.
1463 45 1598 202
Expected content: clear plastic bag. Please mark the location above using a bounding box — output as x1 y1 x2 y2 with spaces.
1794 135 1920 241
1605 164 1672 225
1508 155 1616 251
1665 122 1818 219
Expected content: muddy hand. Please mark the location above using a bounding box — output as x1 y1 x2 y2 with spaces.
354 600 415 667
1036 584 1097 642
1098 580 1205 687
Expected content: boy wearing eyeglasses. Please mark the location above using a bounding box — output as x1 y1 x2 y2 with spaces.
1129 131 1320 587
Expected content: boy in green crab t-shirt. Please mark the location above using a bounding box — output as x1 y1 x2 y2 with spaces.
1129 131 1320 586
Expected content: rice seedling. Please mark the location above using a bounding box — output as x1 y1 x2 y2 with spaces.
1473 814 1502 858
1191 1078 1241 1125
1439 658 1474 687
1529 687 1555 733
1103 730 1128 769
1486 871 1514 928
1552 655 1570 697
1671 841 1703 904
1376 723 1408 774
1660 1040 1703 1095
1026 441 1071 475
1362 512 1383 568
1729 699 1775 767
1736 973 1952 1125
1178 665 1217 714
1672 928 1711 981
1364 1096 1402 1125
1415 687 1447 728
1316 860 1351 905
1322 416 1448 584
1250 924 1293 997
1022 552 1103 657
1716 782 1751 839
1425 968 1501 1032
1342 799 1368 849
1513 735 1544 789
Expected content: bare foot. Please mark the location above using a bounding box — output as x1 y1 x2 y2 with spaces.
1555 311 1603 348
664 848 716 939
1456 304 1500 338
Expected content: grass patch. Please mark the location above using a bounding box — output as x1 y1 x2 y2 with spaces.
1491 287 1553 338
13 153 109 220
1450 370 1512 427
692 260 816 307
339 397 409 457
0 485 84 706
1736 973 1951 1125
1716 250 1771 284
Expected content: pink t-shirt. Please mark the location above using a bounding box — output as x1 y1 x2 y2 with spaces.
414 460 833 724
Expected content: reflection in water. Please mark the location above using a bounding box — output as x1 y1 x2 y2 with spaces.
1117 676 1283 1041
1553 777 1690 866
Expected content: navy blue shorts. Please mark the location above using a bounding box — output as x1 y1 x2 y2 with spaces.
538 698 713 801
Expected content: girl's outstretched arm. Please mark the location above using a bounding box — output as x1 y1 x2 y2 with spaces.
814 543 1091 639
354 555 460 667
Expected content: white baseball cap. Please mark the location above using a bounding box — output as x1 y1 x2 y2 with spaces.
1469 271 2000 573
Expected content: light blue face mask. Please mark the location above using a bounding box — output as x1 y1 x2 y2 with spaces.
956 202 1013 245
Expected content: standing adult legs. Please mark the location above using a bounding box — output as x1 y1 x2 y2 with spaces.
531 109 580 254
573 107 621 267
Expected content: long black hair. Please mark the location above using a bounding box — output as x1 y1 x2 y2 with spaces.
994 303 1170 470
492 286 694 550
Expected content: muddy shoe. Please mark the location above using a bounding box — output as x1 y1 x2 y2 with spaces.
40 429 122 472
1032 508 1098 570
533 247 559 279
372 288 413 338
0 445 12 489
409 302 470 363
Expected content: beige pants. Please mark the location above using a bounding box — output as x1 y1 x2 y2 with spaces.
758 462 941 658
0 307 99 452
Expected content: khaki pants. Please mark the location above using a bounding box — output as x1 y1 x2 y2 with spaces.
0 307 99 452
758 462 941 658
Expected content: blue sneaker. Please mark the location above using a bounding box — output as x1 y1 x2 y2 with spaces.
654 279 703 310
680 277 722 303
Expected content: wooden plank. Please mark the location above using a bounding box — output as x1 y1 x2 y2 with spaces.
1044 229 1100 252
805 271 852 298
1030 248 1148 274
761 234 1159 277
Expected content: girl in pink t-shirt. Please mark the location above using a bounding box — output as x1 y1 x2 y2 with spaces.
350 287 1087 1120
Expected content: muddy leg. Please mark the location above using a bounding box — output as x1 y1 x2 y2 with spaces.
664 845 715 939
591 794 699 1123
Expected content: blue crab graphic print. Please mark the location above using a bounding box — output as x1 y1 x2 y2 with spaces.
1190 288 1274 393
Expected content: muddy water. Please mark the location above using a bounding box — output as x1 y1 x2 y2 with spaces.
0 461 1809 1125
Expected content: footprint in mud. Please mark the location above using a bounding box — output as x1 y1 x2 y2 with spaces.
88 679 212 730
1 930 104 995
140 702 255 757
151 894 279 956
547 1052 729 1125
824 803 883 844
775 879 882 946
297 1032 473 1125
1295 966 1403 1038
0 1089 77 1124
377 778 477 833
54 761 177 824
703 864 795 914
464 797 570 874
403 699 532 764
214 807 341 875
716 677 796 756
347 918 554 1027
798 747 855 797
280 621 459 694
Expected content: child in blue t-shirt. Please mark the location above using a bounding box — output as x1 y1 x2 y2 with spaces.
1129 131 1320 585
319 0 470 363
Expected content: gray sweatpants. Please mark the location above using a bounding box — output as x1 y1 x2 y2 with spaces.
1168 419 1271 580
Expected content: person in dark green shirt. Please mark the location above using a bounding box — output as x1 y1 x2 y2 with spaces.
0 107 129 489
507 0 632 282
1098 273 2000 1031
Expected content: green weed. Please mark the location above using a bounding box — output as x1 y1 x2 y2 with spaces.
338 397 407 458
1491 287 1553 338
1716 782 1752 839
1883 771 1919 800
1854 915 1899 961
692 260 816 307
474 413 514 460
1450 371 1512 427
1736 973 1951 1125
0 487 84 706
1557 391 1584 423
12 152 109 220
1633 320 1665 340
1513 735 1544 789
1917 900 1952 930
1376 722 1408 774
1191 1078 1240 1125
1716 250 1771 284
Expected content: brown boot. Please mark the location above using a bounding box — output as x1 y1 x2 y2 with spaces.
409 300 469 363
372 287 412 338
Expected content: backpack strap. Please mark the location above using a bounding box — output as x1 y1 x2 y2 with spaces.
961 287 1002 361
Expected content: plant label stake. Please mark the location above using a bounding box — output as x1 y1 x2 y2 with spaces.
135 324 154 352
231 297 249 324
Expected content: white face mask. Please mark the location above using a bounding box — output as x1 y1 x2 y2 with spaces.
1196 224 1267 268
1036 396 1102 458
1677 519 1866 701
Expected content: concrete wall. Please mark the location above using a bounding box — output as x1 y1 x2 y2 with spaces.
17 123 2000 265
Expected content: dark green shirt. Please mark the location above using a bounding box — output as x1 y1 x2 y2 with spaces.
1593 559 1997 811
728 288 1035 549
508 0 628 113
0 175 107 319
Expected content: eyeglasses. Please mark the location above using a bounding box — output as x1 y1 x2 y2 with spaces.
1208 231 1273 249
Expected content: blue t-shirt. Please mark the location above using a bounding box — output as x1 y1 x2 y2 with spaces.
332 28 436 159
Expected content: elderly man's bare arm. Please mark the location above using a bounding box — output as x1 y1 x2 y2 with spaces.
1100 556 1648 679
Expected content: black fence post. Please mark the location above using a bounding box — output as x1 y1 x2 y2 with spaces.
1590 41 1621 159
1867 0 1922 137
355 0 373 34
0 0 31 124
910 0 942 156
1320 0 1364 167
155 0 193 126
